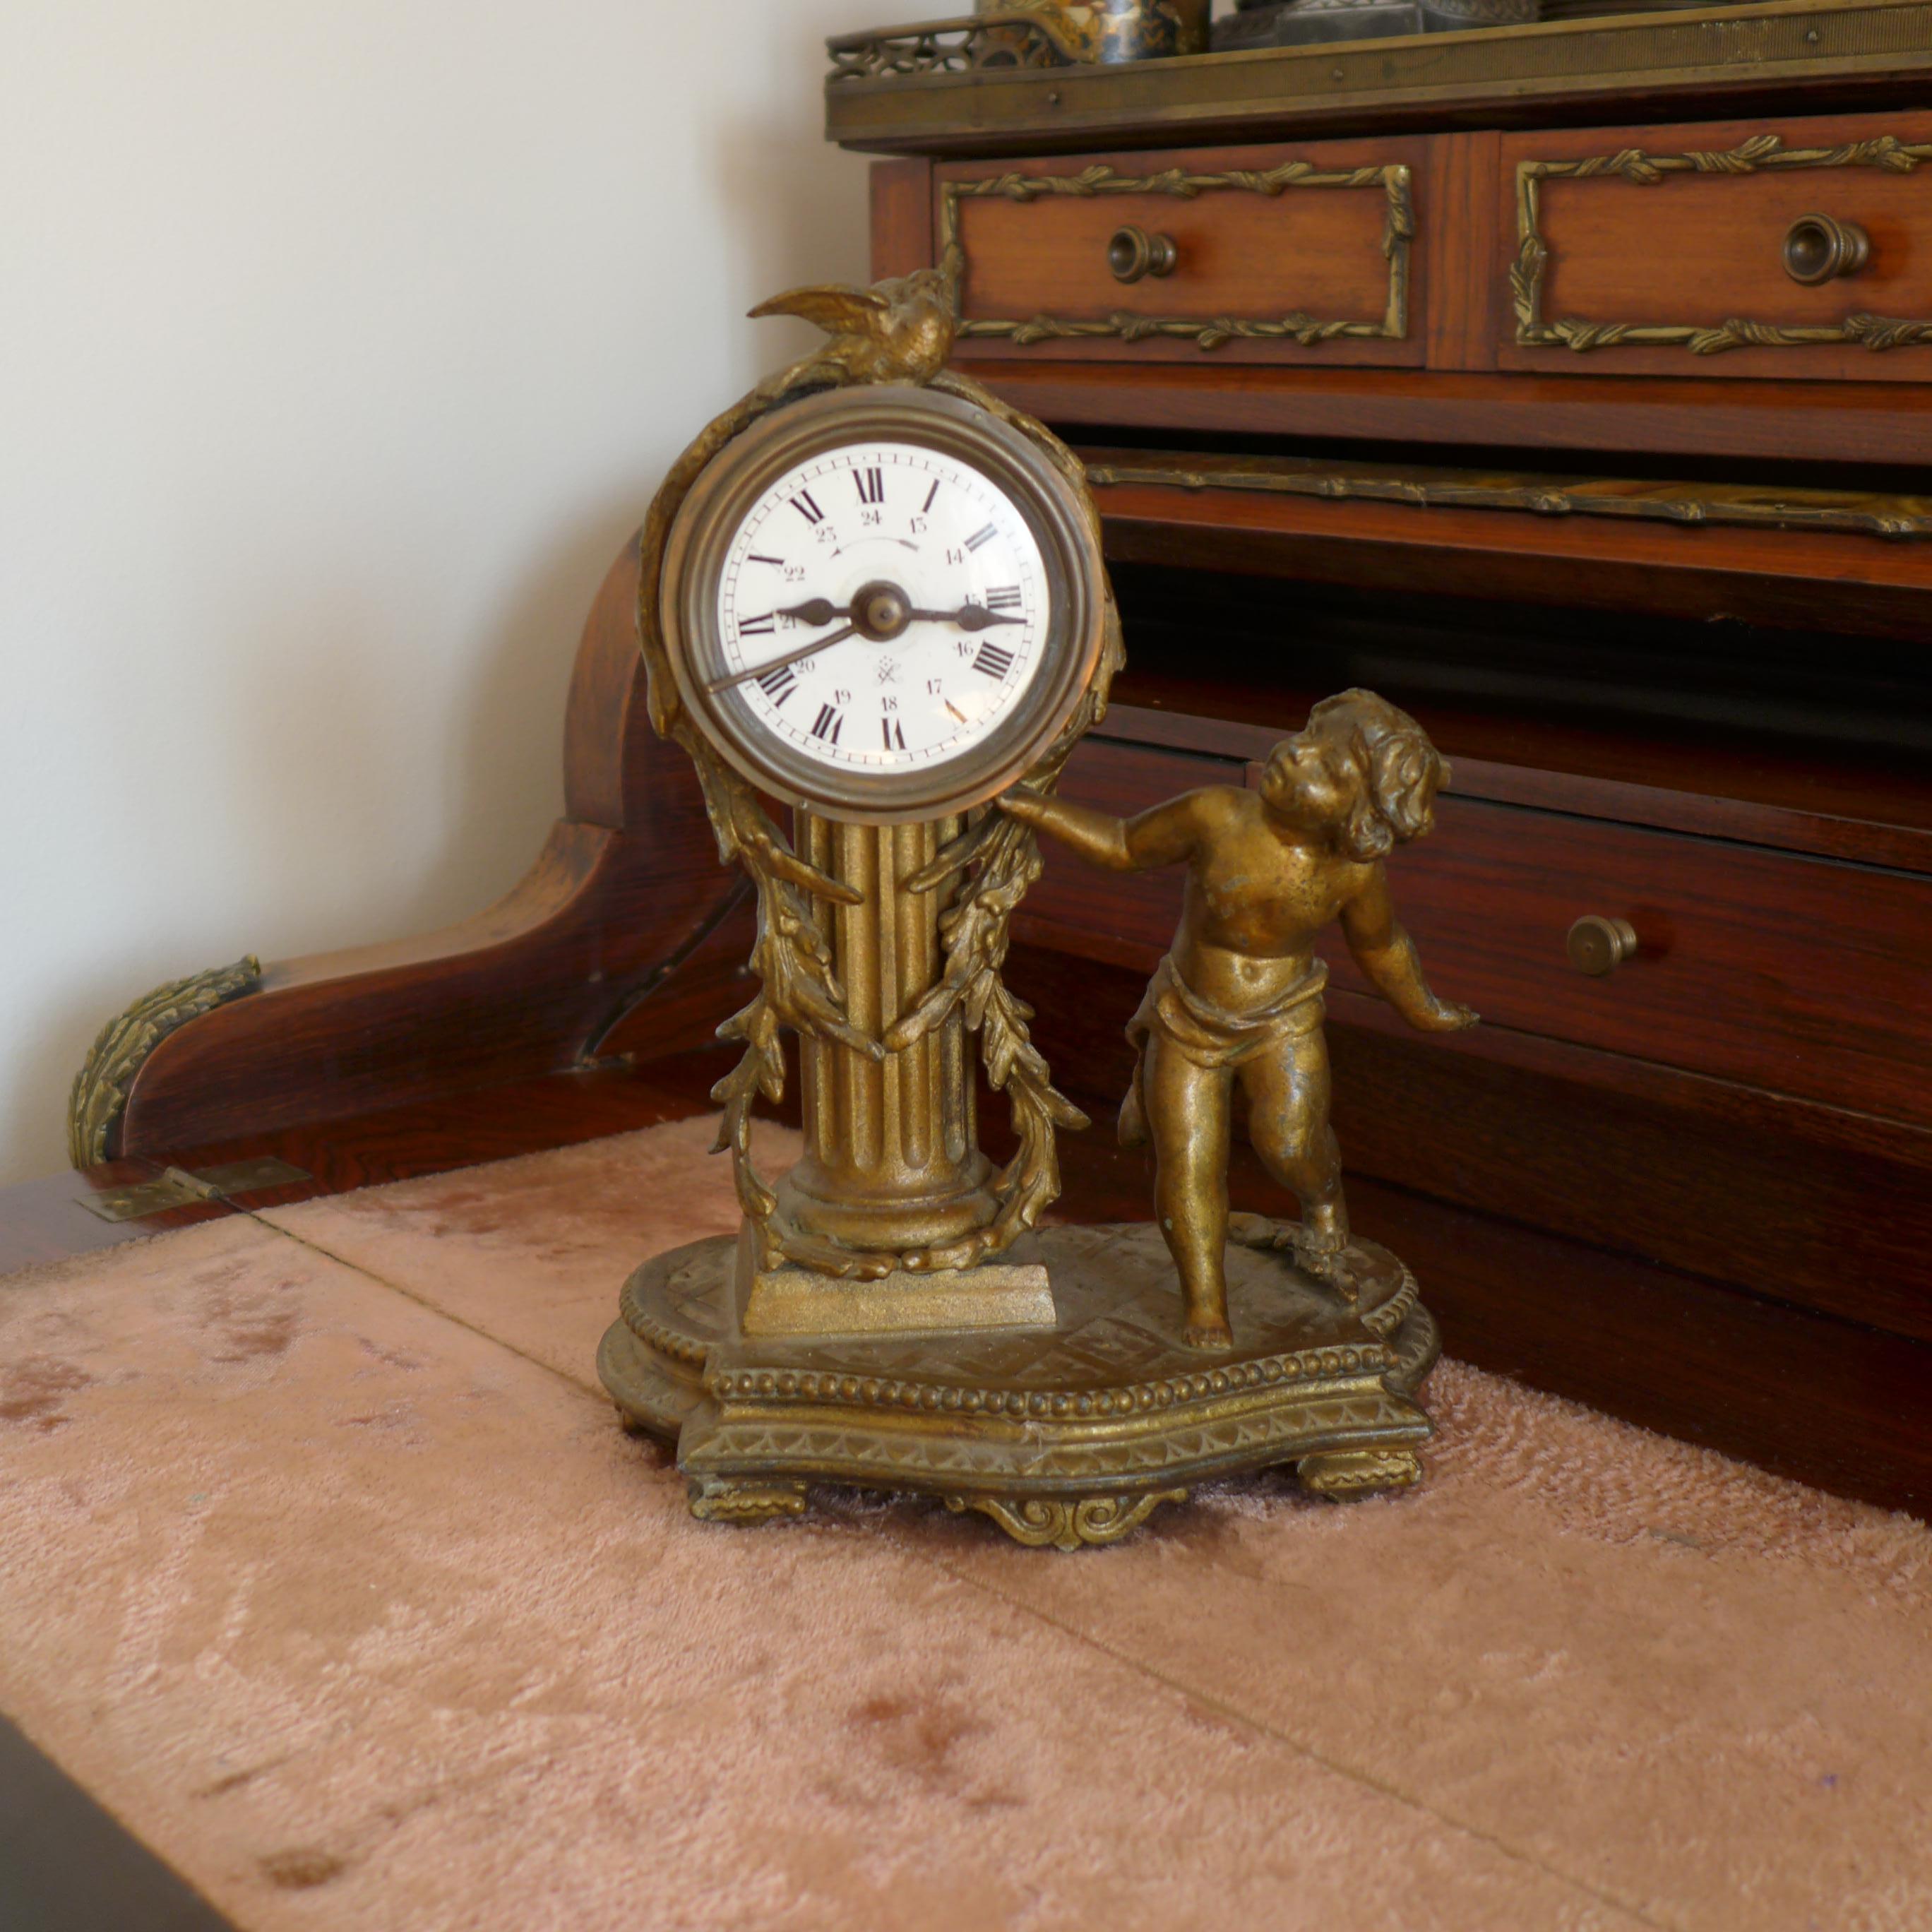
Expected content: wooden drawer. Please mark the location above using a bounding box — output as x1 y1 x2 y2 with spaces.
1498 111 1932 381
1342 801 1932 1127
938 139 1426 367
1026 734 1932 1130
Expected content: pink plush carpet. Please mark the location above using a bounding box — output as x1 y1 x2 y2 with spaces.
1 1117 1928 1931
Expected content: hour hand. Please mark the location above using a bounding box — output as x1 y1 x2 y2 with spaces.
776 597 839 626
905 602 1024 631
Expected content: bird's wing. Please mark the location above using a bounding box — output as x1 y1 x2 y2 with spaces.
748 282 891 338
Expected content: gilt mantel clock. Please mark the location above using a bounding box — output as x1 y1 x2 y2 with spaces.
597 272 1442 1549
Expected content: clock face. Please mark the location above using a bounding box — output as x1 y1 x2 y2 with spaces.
716 441 1049 777
662 386 1105 824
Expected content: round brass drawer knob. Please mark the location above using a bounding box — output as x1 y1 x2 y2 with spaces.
1782 213 1871 286
1567 915 1639 978
1108 225 1178 284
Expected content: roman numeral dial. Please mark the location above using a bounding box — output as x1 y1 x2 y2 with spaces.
704 424 1065 801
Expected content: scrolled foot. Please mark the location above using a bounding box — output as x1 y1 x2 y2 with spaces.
1297 1448 1422 1498
686 1476 808 1525
946 1489 1189 1551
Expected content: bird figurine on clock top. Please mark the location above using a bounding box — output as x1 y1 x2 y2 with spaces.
597 268 1452 1550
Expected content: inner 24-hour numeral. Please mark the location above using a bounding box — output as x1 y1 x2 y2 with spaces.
974 641 1015 680
854 467 885 505
811 703 843 743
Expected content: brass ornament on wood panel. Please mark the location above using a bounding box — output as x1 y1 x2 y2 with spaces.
1513 132 1932 357
599 273 1457 1546
1082 448 1932 539
939 160 1412 352
67 955 263 1167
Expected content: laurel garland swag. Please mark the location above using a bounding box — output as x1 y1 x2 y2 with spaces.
633 347 1121 1277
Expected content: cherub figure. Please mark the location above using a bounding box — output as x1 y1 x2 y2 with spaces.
1001 689 1476 1349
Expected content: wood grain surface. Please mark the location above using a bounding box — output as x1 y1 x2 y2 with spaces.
943 138 1427 368
1500 109 1932 383
870 157 934 282
968 362 1932 465
1093 695 1932 876
107 538 741 1159
1421 129 1502 374
1090 472 1932 646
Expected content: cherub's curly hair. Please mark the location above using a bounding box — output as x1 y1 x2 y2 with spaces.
1306 688 1449 863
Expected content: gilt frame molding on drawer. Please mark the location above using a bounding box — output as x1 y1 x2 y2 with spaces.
940 160 1412 352
1513 131 1932 357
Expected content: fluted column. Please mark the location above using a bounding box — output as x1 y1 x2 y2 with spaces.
778 810 994 1256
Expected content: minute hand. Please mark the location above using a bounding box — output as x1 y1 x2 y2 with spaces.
705 624 857 695
905 604 1025 631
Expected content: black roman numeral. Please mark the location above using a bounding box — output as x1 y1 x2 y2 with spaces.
974 642 1015 679
985 585 1022 612
739 612 775 636
965 523 996 551
748 553 783 567
811 703 843 743
854 466 885 505
881 716 906 751
756 666 795 705
922 479 939 513
791 491 824 525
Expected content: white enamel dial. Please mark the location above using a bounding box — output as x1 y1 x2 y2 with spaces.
713 441 1050 775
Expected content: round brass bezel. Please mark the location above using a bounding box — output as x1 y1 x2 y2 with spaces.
660 386 1105 825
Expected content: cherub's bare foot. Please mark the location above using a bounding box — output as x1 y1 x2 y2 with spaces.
1300 1205 1349 1256
1289 1224 1358 1299
1185 1320 1234 1351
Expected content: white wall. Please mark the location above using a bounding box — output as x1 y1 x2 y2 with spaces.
0 0 910 1183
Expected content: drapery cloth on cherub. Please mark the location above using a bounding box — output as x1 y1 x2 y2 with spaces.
1119 954 1328 1151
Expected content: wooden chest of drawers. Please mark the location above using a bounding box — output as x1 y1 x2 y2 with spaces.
853 35 1932 1509
938 108 1932 388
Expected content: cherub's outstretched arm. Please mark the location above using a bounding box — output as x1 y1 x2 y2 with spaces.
1338 867 1478 1033
999 787 1211 873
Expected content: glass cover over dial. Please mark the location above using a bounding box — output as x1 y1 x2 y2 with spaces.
714 441 1049 775
662 386 1104 824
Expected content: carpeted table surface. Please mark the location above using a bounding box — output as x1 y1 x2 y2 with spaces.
1 1118 1927 1931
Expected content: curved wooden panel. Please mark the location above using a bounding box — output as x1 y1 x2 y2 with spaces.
112 536 744 1156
